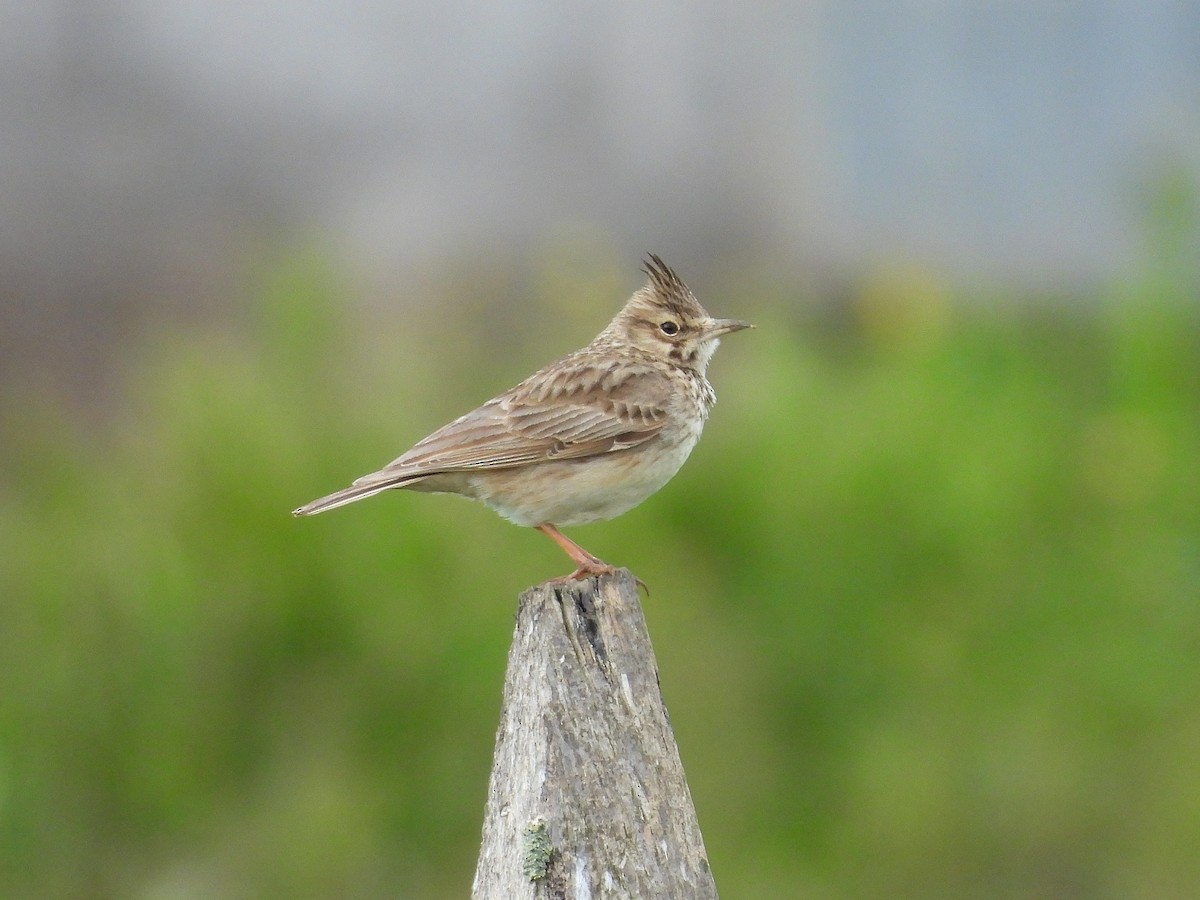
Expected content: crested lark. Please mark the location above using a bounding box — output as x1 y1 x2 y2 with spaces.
293 254 750 580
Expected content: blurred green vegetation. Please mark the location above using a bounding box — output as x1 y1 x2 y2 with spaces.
1 239 1198 898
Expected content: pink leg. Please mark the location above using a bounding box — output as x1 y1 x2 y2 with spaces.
535 523 616 579
535 523 647 593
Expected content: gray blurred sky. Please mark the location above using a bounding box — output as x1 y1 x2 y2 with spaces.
3 1 1199 388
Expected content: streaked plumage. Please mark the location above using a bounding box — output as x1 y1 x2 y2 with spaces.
294 254 750 580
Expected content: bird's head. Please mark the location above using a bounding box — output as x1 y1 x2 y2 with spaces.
602 254 751 372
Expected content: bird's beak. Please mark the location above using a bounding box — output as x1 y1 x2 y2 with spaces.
705 317 753 338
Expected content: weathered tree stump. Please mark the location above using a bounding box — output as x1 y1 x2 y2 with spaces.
472 569 718 899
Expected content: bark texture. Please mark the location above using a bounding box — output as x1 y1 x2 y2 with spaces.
472 569 717 899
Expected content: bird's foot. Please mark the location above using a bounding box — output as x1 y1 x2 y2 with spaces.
546 564 648 596
535 523 648 595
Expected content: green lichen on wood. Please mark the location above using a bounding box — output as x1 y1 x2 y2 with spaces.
521 819 554 881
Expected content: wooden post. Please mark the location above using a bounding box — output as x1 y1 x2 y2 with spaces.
471 569 718 899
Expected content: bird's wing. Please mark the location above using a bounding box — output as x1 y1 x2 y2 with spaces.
349 357 671 487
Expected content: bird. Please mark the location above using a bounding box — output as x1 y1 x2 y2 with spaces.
293 254 751 581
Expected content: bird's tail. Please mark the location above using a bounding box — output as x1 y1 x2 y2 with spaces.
292 473 425 516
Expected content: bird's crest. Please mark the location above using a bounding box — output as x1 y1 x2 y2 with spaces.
642 253 698 318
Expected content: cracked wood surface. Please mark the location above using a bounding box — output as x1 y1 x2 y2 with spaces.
472 569 718 899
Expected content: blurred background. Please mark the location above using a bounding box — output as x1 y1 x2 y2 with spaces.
2 2 1199 897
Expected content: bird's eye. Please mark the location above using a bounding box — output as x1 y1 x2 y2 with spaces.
659 320 679 336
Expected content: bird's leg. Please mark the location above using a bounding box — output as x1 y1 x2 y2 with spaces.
536 523 616 578
535 523 647 594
